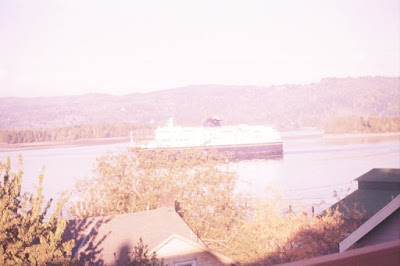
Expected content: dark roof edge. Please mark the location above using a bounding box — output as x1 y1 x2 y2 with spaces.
355 168 400 182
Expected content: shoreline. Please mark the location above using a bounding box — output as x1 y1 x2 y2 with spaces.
0 132 399 153
322 132 400 139
0 137 130 152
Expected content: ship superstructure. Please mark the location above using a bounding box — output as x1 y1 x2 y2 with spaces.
132 118 283 160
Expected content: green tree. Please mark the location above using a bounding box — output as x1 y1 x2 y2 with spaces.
70 149 364 264
71 149 245 237
0 156 74 265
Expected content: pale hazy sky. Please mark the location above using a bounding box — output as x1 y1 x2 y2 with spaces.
0 0 399 97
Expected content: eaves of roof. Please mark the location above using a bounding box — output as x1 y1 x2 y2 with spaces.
355 168 400 183
339 194 400 252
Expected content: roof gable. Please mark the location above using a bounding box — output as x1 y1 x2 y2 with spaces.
150 233 239 265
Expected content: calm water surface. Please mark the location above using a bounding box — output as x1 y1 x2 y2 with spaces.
234 135 400 209
1 135 399 211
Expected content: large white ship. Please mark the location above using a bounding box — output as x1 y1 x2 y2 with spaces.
131 118 283 160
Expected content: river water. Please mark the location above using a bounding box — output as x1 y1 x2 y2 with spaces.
1 134 399 212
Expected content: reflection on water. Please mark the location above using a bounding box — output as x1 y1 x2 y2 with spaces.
0 135 399 212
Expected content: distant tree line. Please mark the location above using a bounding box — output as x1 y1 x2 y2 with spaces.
0 122 155 144
1 115 399 145
324 116 400 134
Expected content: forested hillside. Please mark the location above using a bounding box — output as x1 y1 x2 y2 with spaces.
0 76 399 133
0 123 155 144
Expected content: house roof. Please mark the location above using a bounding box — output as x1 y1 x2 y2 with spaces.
339 194 400 252
329 168 400 219
63 208 204 264
150 233 240 265
355 168 400 183
331 188 400 219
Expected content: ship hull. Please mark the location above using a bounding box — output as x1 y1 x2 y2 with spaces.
134 142 283 161
207 142 283 160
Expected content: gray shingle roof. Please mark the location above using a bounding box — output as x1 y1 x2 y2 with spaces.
332 189 400 219
329 169 400 220
63 208 203 265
